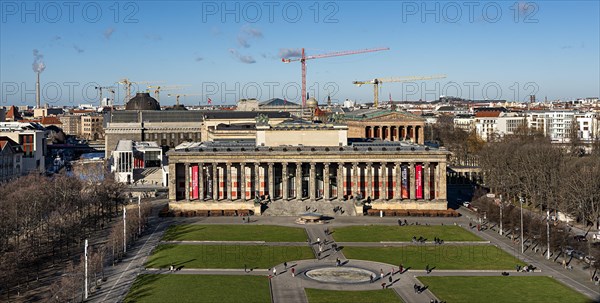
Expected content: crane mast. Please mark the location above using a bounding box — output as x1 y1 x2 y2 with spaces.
282 47 389 107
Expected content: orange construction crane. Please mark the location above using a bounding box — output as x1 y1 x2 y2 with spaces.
282 47 389 107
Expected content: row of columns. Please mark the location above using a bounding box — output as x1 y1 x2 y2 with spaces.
178 161 446 202
365 125 424 143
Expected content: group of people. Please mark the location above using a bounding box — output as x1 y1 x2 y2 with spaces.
516 264 536 272
433 237 444 245
412 236 427 243
333 206 344 214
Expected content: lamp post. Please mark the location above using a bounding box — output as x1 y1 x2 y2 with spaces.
138 196 142 235
84 239 88 300
519 196 524 254
123 205 127 254
499 195 503 236
546 209 551 260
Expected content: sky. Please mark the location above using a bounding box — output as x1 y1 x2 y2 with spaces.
1 0 599 107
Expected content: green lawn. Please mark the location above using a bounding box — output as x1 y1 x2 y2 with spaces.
163 224 308 242
305 288 403 303
418 276 591 303
146 244 314 269
332 225 482 242
124 274 270 303
342 245 524 270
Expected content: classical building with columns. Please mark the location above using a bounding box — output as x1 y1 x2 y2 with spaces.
344 109 426 144
167 119 449 215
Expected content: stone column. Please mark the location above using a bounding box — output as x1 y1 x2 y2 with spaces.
296 162 302 200
394 162 400 200
366 162 373 199
337 162 344 201
282 162 288 200
424 162 430 200
268 162 274 200
323 162 330 200
254 163 260 198
184 163 190 201
438 161 447 200
212 163 218 201
309 162 316 201
168 163 176 201
418 126 424 144
240 162 246 201
409 162 416 200
199 163 204 200
381 162 387 200
352 162 358 196
226 162 232 200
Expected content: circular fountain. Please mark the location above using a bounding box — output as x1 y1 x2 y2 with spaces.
304 267 375 284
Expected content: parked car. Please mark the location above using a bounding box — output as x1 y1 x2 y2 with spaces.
574 235 588 242
585 255 597 265
572 250 586 260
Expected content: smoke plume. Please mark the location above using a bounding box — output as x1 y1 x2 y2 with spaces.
32 49 46 73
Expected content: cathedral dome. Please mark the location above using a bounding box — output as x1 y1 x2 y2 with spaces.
125 93 161 111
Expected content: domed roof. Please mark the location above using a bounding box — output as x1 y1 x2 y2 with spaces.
125 93 161 111
306 97 318 108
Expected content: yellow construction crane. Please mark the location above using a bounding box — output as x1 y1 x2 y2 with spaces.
353 75 446 107
118 78 164 104
168 93 203 106
147 85 190 103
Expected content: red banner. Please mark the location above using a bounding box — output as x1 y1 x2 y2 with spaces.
415 164 423 199
192 165 199 199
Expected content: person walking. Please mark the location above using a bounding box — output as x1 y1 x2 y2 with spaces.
284 262 288 270
316 237 321 245
291 267 295 277
273 267 277 277
380 269 384 281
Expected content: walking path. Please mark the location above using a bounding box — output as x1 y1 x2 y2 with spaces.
88 212 600 302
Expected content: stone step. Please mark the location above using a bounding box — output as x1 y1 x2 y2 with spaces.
261 199 358 217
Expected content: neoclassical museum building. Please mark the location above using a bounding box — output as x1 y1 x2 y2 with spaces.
167 116 450 216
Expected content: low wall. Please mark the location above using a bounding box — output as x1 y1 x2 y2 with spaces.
370 200 447 211
169 201 261 214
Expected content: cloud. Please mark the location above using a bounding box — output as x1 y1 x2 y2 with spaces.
229 49 256 64
278 48 303 58
195 56 204 62
237 36 250 48
236 25 263 48
561 45 573 49
241 25 263 38
73 45 85 53
52 35 61 41
145 33 162 41
104 27 115 40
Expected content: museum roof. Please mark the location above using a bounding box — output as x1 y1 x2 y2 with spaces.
259 98 301 107
169 139 446 155
343 109 423 121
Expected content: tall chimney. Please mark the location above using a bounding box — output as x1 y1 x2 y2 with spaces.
36 72 41 108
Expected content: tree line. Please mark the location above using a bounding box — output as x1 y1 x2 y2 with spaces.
0 169 151 301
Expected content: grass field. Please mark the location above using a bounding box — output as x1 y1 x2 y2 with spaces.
305 288 403 303
342 245 524 270
146 244 314 269
162 224 308 242
124 274 270 303
332 225 482 242
418 276 591 303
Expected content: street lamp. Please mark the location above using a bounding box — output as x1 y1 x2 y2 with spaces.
499 195 503 236
546 209 551 260
519 195 524 254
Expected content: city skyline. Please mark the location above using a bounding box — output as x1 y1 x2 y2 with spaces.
1 1 599 106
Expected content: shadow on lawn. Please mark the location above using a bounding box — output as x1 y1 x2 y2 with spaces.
124 274 164 302
163 225 206 241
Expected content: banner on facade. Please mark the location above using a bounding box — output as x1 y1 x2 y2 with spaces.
191 164 199 200
415 164 423 199
401 165 409 199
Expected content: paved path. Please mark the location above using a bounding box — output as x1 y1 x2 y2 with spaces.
89 212 600 302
